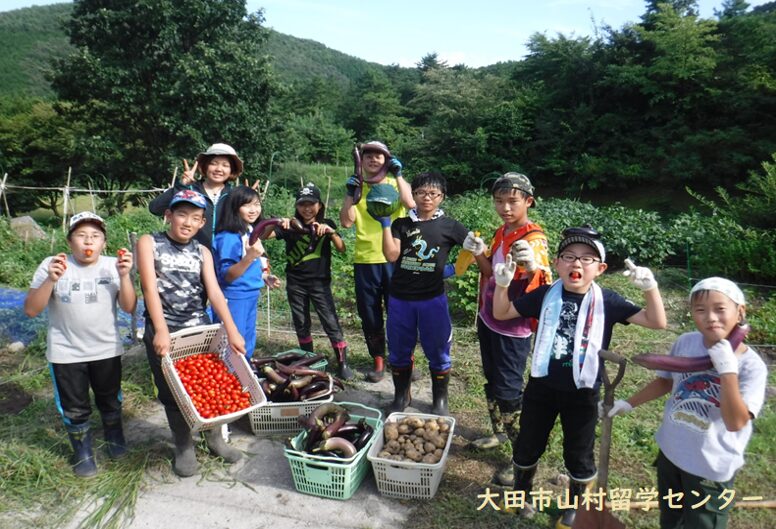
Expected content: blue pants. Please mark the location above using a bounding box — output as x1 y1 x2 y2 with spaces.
213 293 259 359
477 318 531 404
354 262 393 337
386 294 452 372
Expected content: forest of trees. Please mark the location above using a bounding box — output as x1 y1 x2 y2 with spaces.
0 0 775 214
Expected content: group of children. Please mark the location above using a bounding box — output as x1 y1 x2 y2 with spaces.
25 140 766 529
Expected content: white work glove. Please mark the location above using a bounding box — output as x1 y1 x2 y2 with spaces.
599 399 633 419
708 339 738 375
462 231 486 256
493 254 517 288
510 240 538 273
623 258 657 291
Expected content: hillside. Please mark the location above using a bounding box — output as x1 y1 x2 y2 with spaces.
0 2 385 98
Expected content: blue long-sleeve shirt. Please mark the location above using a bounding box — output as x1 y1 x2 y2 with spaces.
212 231 265 299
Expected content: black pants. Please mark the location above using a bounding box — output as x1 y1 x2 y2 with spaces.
512 377 599 480
143 320 181 411
477 317 530 405
50 356 123 429
287 279 345 345
656 450 734 529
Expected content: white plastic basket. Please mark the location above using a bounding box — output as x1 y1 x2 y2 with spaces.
249 374 335 435
367 412 456 499
161 324 267 432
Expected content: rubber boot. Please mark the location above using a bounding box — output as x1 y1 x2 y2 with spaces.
430 370 450 416
203 428 242 464
67 426 98 478
556 478 593 529
365 332 386 382
298 339 314 353
471 389 507 449
165 408 198 477
101 412 128 459
494 401 522 486
332 343 354 380
512 462 538 518
389 366 412 413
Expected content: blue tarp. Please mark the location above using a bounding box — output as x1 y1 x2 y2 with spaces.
0 287 145 346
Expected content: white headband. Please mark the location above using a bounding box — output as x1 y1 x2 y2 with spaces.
690 277 745 305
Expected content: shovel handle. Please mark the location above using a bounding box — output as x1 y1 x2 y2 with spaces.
599 349 626 406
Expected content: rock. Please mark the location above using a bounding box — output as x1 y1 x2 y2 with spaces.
10 216 48 241
7 342 24 354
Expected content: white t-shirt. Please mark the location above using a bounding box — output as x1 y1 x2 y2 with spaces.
31 255 124 364
655 331 767 482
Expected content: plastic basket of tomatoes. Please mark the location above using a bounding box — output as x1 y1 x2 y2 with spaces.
161 324 267 432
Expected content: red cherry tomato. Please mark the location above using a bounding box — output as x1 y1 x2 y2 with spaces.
174 353 251 419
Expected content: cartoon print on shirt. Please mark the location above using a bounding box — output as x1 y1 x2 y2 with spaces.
411 236 439 261
399 228 439 274
668 372 721 432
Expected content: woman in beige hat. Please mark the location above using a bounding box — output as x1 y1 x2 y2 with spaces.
149 143 243 249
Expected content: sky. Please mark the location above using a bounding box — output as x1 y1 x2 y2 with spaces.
3 0 773 67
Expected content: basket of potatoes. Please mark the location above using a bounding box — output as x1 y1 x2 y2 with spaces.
366 412 455 499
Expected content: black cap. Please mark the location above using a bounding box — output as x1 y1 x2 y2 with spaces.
295 183 321 204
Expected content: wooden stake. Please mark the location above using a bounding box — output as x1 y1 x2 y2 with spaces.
88 182 97 212
170 166 178 188
0 173 10 217
62 167 72 232
129 231 139 344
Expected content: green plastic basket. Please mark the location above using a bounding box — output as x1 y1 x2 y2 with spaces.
283 402 383 500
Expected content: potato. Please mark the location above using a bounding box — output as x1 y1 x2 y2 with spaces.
422 453 441 464
398 423 412 435
405 416 424 429
424 442 437 454
386 439 401 454
434 448 443 458
413 427 425 437
424 419 439 432
430 434 447 449
378 450 392 458
405 448 423 462
438 419 450 433
384 423 399 441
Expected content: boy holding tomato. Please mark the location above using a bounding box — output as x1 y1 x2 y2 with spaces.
136 189 246 477
24 212 136 478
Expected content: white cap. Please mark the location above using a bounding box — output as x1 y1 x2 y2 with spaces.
690 277 745 305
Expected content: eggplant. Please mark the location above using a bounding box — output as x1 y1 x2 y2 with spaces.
351 143 363 205
353 424 374 451
304 423 324 453
309 403 347 424
261 365 287 385
313 437 357 458
290 353 327 367
322 410 350 439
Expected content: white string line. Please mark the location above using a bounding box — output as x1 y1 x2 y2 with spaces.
3 184 167 193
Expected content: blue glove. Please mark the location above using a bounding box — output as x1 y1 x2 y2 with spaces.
345 175 359 198
371 214 392 228
388 157 403 177
442 263 455 279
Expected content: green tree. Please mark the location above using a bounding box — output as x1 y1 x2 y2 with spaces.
51 0 276 194
342 68 409 145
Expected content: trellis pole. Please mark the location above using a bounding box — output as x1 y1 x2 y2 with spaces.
61 167 72 232
0 173 10 217
129 231 139 344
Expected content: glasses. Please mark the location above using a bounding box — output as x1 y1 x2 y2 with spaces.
558 253 601 265
70 232 105 241
413 190 443 199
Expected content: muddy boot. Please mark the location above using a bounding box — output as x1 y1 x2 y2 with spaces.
430 369 450 416
203 428 242 464
389 366 413 413
298 339 314 353
556 478 594 529
67 425 98 478
165 408 198 477
332 343 354 380
512 462 539 518
365 332 386 382
494 401 521 486
101 412 128 459
471 389 507 449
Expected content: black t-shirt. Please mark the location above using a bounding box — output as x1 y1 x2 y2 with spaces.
514 284 641 391
275 218 337 282
389 215 468 301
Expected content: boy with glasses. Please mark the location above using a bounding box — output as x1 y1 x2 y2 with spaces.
492 225 667 528
376 173 469 415
24 212 136 477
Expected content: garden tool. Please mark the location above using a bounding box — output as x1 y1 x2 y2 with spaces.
572 349 626 529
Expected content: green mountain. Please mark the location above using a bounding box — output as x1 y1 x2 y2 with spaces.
0 2 383 98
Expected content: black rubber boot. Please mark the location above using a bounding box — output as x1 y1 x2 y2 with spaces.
333 343 354 380
67 426 98 478
203 428 242 464
389 366 413 413
165 408 198 477
430 370 450 416
471 385 507 449
513 462 539 518
298 340 314 353
365 332 386 382
556 478 592 529
101 412 128 459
